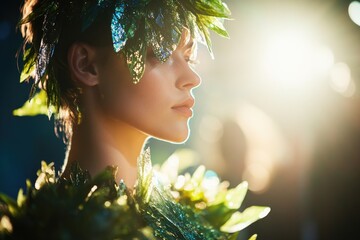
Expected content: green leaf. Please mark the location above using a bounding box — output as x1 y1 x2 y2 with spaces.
204 202 236 227
16 188 26 207
13 90 57 117
35 161 56 190
192 165 206 185
136 148 154 203
20 48 36 83
203 16 229 38
224 181 248 209
196 19 213 58
0 194 18 216
228 232 239 240
221 206 271 233
209 181 248 209
183 0 230 18
249 234 258 240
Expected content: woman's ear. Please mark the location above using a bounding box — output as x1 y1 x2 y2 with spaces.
68 43 100 87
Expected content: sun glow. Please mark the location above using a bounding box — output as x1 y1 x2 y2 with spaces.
262 30 313 80
261 30 334 89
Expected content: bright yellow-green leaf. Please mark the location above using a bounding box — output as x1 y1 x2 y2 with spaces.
16 188 25 207
209 181 247 208
0 216 13 232
20 70 31 83
0 194 18 216
20 48 35 83
225 181 248 209
192 165 206 185
203 16 229 38
220 206 271 233
248 234 258 240
13 90 56 117
136 148 154 203
25 179 32 190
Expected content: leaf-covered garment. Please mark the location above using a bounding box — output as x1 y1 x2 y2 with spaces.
0 149 270 240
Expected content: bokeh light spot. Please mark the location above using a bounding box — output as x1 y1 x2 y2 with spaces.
349 1 360 27
330 62 356 97
243 163 271 193
199 115 223 143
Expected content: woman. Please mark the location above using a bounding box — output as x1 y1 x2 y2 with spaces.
0 0 269 239
63 30 200 186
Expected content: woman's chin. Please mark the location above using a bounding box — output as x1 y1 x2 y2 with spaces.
154 131 190 144
171 135 189 144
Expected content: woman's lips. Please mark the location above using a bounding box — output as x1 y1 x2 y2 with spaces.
172 106 193 117
172 98 195 117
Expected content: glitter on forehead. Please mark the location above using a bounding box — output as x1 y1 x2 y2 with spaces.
150 33 172 63
125 31 147 83
127 49 145 84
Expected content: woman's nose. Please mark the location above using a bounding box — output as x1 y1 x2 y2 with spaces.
176 64 202 90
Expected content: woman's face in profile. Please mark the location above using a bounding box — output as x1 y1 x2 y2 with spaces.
97 31 201 143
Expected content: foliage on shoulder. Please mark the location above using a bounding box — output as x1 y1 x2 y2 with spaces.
0 149 270 239
157 151 271 239
0 162 149 239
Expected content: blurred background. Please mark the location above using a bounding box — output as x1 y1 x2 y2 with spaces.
1 0 360 239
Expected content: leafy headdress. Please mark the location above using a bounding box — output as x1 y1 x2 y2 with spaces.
16 0 231 119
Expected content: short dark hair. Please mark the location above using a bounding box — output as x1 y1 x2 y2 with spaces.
20 0 112 140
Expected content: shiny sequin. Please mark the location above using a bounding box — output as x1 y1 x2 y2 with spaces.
36 41 54 83
111 2 127 52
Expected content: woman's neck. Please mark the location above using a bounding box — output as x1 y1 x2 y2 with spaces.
63 111 148 187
